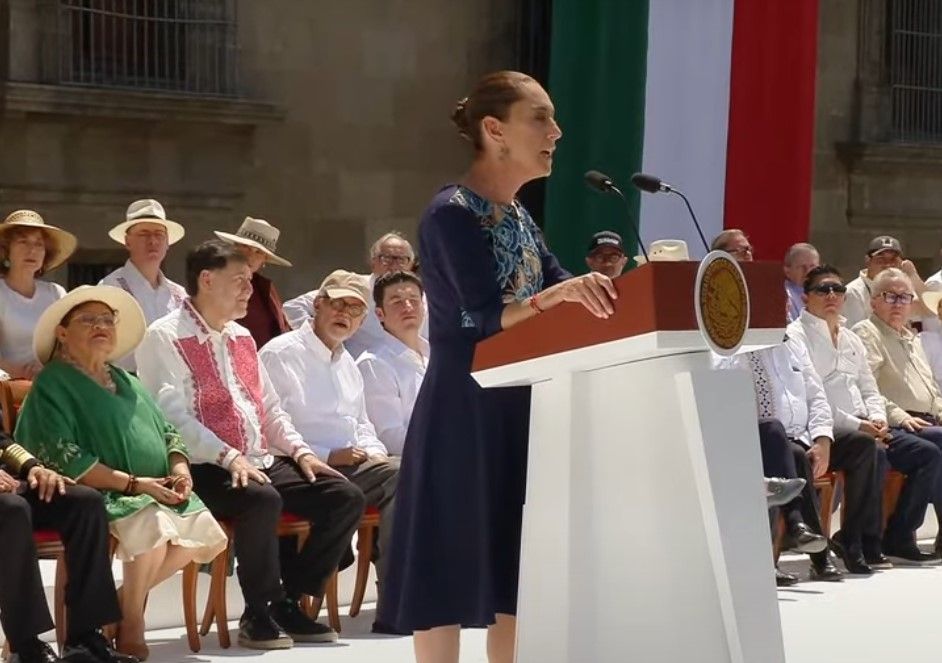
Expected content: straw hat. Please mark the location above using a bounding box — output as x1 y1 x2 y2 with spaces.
108 199 185 246
634 239 690 265
215 217 292 267
922 286 942 315
33 285 146 365
0 210 78 272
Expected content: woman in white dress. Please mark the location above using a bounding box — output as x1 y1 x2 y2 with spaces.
0 210 77 379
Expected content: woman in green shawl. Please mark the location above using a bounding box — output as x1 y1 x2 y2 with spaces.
15 285 227 661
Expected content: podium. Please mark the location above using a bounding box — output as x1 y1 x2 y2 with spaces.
471 261 787 663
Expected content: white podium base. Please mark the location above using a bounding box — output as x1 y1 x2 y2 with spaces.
515 350 784 663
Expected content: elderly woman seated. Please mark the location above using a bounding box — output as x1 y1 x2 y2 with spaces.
14 285 227 661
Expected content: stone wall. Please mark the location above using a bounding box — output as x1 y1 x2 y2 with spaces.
0 0 518 298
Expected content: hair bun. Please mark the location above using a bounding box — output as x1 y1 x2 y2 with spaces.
451 96 472 141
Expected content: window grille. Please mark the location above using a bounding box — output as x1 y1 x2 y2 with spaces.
889 0 942 142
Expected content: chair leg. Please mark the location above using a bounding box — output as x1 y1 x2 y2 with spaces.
54 552 68 654
325 571 340 633
818 483 835 540
182 563 200 653
212 549 230 649
349 525 375 618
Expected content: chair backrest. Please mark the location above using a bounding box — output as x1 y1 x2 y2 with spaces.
1 379 33 435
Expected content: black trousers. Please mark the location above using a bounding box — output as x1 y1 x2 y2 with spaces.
757 418 806 529
191 457 365 610
0 486 121 650
879 430 942 547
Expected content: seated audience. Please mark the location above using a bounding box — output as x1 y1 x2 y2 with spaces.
99 199 187 372
854 267 942 559
0 431 133 663
584 231 628 277
215 217 292 348
789 265 941 566
0 211 76 380
356 271 429 456
783 242 819 322
15 285 227 660
260 269 398 622
282 231 428 357
135 240 364 649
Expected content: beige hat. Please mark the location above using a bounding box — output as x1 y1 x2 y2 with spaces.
109 199 185 246
33 285 146 365
318 269 370 307
0 210 78 272
634 239 690 265
922 287 942 314
215 217 292 267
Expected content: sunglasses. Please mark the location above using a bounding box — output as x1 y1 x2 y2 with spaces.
879 292 915 305
807 283 847 296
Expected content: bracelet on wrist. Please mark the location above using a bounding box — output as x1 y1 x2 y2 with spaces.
124 474 138 496
529 293 544 314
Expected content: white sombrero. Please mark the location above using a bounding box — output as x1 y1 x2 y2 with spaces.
33 285 146 365
634 239 690 265
922 286 942 314
108 199 185 246
215 217 292 267
0 210 78 272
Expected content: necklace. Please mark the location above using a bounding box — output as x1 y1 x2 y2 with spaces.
57 351 117 393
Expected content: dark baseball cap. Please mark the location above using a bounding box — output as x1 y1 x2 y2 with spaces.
587 231 624 254
867 235 903 256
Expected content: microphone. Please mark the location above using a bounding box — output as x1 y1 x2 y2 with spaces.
583 170 649 263
630 172 709 253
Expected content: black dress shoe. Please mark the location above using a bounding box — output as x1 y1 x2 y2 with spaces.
9 639 61 663
238 606 294 650
270 598 338 643
775 567 799 587
884 542 942 566
809 553 844 581
864 551 893 569
788 522 828 554
829 536 873 575
63 631 139 663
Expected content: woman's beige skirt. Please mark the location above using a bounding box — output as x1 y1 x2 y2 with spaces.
110 504 228 563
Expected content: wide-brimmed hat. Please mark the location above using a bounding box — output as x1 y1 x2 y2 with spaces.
922 286 942 314
33 285 146 365
318 269 370 307
0 210 78 272
634 239 690 265
215 217 292 267
108 199 185 246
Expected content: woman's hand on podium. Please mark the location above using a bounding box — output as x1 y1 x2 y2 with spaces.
546 273 617 319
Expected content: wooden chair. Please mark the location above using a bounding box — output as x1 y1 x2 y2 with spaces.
881 469 907 531
773 471 840 561
0 378 32 434
199 513 339 648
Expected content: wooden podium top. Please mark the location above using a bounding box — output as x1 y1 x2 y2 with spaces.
472 260 784 373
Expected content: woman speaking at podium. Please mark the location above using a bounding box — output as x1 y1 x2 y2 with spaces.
380 71 617 663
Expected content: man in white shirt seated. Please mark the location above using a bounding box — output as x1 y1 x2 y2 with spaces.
788 265 941 568
282 231 428 358
135 240 364 649
356 271 429 456
99 199 187 372
719 338 878 580
783 242 819 322
260 270 399 616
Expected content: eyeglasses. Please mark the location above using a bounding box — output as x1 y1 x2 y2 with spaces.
727 246 754 256
324 298 366 317
589 251 625 264
70 313 119 328
376 254 413 266
879 292 915 305
808 283 847 296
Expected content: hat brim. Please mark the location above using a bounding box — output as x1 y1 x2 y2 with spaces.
214 231 292 267
322 286 369 307
633 253 689 265
33 286 146 365
0 222 77 272
922 291 942 314
109 218 186 246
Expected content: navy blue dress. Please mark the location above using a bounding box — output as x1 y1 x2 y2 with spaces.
379 185 570 631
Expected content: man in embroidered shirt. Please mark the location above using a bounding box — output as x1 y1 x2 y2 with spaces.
260 269 399 623
356 271 428 456
854 267 942 558
282 232 428 358
789 265 940 567
99 199 187 372
783 242 819 323
135 240 364 650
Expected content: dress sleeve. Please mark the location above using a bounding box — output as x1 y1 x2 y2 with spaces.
14 375 98 479
421 202 505 339
530 218 571 288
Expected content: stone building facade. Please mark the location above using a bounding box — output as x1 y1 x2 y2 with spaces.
0 0 517 298
813 0 942 278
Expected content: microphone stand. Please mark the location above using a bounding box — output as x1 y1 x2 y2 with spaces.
608 184 649 263
670 189 709 254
